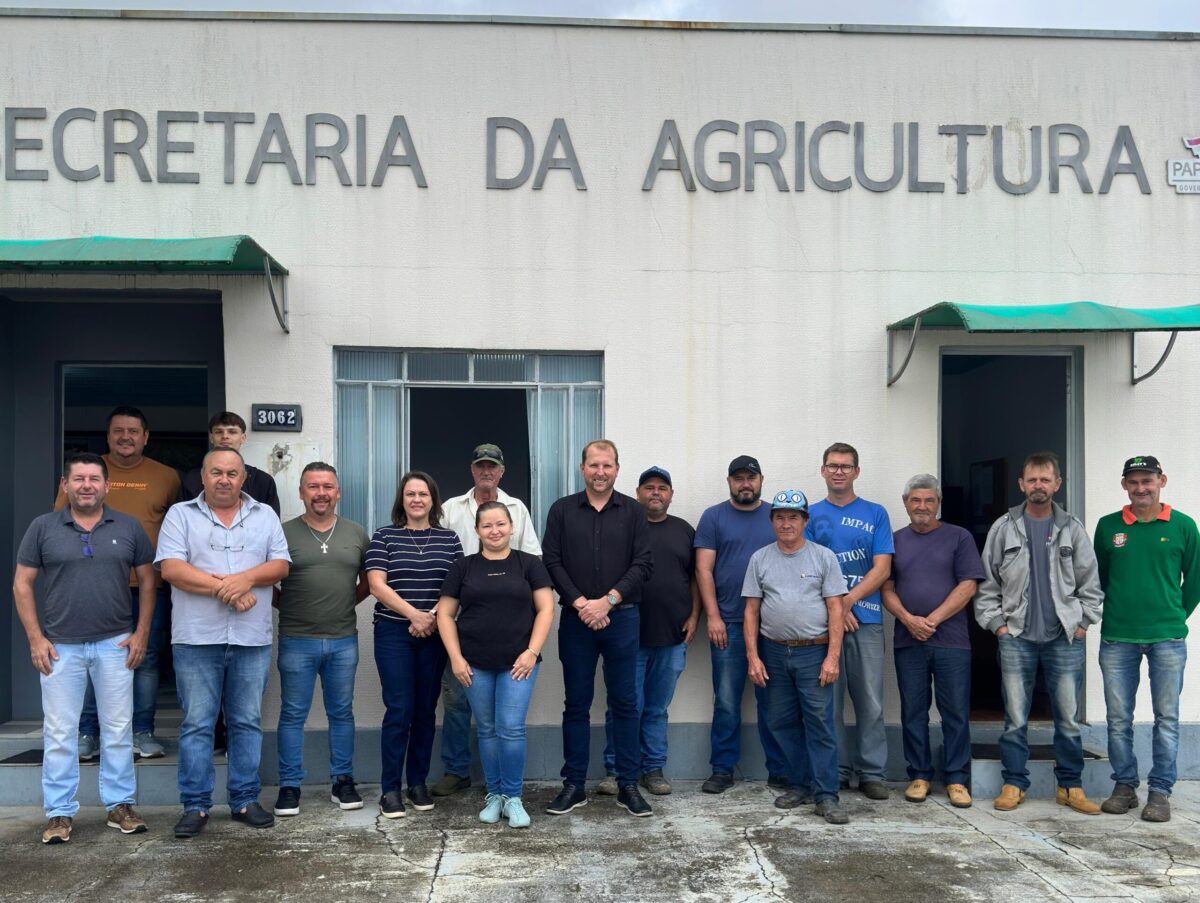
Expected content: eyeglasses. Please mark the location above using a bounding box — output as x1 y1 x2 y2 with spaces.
80 533 93 558
208 525 245 554
823 464 857 474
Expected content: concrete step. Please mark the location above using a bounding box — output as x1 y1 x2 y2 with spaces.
970 743 1111 799
0 752 229 807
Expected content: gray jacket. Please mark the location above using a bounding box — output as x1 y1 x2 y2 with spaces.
974 501 1103 642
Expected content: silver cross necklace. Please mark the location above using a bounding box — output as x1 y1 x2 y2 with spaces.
305 517 338 554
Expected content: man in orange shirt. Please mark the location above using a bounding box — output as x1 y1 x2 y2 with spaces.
56 406 180 760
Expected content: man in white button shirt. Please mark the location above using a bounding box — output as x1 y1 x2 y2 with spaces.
433 443 541 796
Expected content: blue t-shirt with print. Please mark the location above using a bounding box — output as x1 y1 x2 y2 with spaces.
805 497 895 624
694 501 777 623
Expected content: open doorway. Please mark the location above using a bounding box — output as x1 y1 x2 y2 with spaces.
408 387 532 508
939 350 1080 720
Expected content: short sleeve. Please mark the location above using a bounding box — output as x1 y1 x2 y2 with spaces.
953 528 986 582
267 516 291 563
871 506 896 555
132 522 155 567
524 553 553 591
694 508 718 550
364 529 390 572
16 519 44 568
154 504 191 567
741 549 764 599
822 550 847 597
440 556 466 599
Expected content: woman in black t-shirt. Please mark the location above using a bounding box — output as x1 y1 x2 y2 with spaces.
436 501 554 829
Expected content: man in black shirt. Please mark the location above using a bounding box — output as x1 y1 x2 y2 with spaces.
597 466 697 798
543 440 653 817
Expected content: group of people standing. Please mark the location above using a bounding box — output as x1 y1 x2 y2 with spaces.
14 406 1200 844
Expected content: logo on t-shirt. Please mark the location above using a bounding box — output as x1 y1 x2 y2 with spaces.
1113 533 1127 548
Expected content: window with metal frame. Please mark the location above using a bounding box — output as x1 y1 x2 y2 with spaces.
335 349 603 534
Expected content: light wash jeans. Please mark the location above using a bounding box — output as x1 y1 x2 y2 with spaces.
276 634 359 785
1100 639 1187 796
41 633 135 817
461 663 539 798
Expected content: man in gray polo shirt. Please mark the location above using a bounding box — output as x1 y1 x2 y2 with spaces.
14 452 156 844
156 448 290 839
744 489 848 824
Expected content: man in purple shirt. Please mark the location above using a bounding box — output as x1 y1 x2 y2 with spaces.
881 474 984 808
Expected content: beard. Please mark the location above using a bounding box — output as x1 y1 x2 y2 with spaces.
732 488 761 504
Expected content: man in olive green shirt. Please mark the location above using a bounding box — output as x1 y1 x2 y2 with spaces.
273 463 369 817
1094 455 1200 823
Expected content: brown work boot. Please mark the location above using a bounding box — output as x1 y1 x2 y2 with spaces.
904 779 930 802
106 803 148 834
993 784 1025 811
1056 786 1100 815
41 816 72 844
946 784 973 808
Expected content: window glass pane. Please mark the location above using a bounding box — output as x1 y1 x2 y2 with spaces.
475 352 532 382
532 387 568 532
336 384 370 532
372 386 403 532
539 354 602 383
408 352 469 382
573 387 603 469
337 350 403 381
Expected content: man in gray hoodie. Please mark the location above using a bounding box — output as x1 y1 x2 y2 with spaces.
975 451 1103 814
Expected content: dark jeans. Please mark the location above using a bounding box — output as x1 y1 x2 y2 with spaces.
997 632 1085 790
558 606 640 785
894 644 972 786
374 619 446 794
760 639 839 803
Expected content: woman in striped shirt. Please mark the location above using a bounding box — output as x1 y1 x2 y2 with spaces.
366 471 463 819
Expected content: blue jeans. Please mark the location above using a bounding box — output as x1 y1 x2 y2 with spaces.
462 663 539 797
559 606 640 785
710 621 788 777
173 643 271 812
602 643 687 774
834 623 888 783
373 619 446 793
80 586 169 737
997 632 1085 790
439 663 473 777
895 644 972 785
41 633 135 817
276 634 359 786
1100 639 1187 796
760 640 839 803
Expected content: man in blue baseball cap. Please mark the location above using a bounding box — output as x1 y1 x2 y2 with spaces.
744 489 849 824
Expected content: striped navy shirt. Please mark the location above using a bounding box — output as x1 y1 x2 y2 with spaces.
365 525 463 624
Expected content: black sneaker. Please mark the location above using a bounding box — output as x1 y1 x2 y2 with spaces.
173 809 208 839
767 774 791 791
231 802 275 828
406 784 434 811
332 776 364 810
546 783 588 815
273 786 301 817
380 791 406 819
815 799 849 824
617 783 652 817
701 773 735 794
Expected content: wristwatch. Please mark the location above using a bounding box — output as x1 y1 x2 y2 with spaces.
606 593 619 607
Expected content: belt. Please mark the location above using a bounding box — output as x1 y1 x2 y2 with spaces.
765 635 828 647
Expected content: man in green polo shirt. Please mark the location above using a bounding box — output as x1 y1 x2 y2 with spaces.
1094 455 1200 823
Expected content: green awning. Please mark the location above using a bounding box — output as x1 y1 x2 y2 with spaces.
888 301 1200 333
886 301 1200 387
0 235 288 276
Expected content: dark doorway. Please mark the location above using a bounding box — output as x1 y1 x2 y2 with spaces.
940 353 1072 720
408 388 533 510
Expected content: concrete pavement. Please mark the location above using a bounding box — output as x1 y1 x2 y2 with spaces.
3 780 1200 902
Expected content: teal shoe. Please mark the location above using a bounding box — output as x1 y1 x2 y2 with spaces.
502 795 531 828
479 793 504 824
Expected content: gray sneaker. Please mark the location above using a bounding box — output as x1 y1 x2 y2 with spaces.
597 774 619 796
133 732 165 758
1142 791 1171 823
77 735 98 761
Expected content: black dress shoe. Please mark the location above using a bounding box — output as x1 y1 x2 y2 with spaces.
174 809 208 839
701 773 735 794
231 801 275 828
546 783 588 815
617 783 652 817
406 784 435 811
